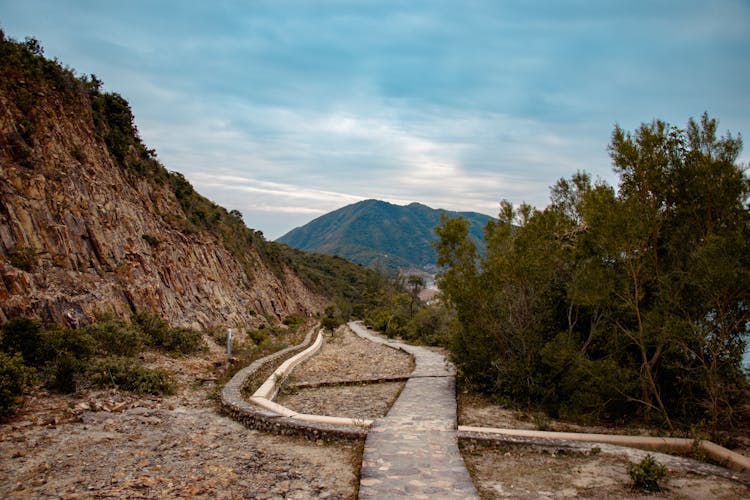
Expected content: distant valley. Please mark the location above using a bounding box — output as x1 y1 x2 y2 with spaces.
277 199 494 272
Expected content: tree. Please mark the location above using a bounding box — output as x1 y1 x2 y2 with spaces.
406 274 425 317
435 114 749 430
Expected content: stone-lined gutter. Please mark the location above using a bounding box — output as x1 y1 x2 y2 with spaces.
221 321 750 482
220 325 369 441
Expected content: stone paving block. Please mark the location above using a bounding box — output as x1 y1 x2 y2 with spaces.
350 322 479 499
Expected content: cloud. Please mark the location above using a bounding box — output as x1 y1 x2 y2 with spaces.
1 0 748 240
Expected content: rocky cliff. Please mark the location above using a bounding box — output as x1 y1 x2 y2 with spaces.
0 35 325 328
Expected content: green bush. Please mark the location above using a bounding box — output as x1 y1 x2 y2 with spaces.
50 352 78 393
405 304 455 346
628 454 668 492
131 311 167 340
132 312 204 354
9 245 38 271
247 329 270 346
1 317 47 366
158 327 204 354
282 314 305 330
44 327 96 393
0 351 35 417
90 356 175 395
83 318 143 356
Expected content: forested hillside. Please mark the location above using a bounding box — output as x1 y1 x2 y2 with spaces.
435 114 750 437
278 199 492 271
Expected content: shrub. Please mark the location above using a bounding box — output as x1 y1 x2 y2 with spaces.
628 454 668 492
1 317 47 366
89 356 175 395
282 314 305 330
0 351 35 417
132 312 204 354
83 318 143 356
44 327 96 393
50 352 78 393
131 311 168 341
158 327 204 354
405 304 455 346
9 245 38 271
247 329 269 346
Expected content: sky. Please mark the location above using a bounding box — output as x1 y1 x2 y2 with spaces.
2 1 749 239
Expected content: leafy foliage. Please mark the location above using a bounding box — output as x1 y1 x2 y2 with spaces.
0 352 35 417
9 245 38 271
90 356 175 395
83 316 144 357
0 317 48 366
628 454 668 492
436 115 750 432
0 312 209 407
131 312 204 355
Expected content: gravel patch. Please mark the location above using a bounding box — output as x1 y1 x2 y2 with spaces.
278 382 404 420
0 339 361 499
287 326 414 384
274 326 413 420
462 442 749 499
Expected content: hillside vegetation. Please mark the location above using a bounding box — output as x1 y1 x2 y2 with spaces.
277 199 493 271
435 114 750 438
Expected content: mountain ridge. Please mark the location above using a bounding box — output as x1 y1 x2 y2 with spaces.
277 199 494 271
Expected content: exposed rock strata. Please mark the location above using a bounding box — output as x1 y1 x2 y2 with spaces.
0 63 324 328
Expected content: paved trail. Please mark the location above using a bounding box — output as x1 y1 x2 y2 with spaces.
349 322 479 499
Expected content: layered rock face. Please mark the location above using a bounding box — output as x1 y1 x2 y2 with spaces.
0 55 324 328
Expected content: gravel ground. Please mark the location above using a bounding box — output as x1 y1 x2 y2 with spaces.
275 326 413 419
285 326 414 384
0 334 362 499
462 441 750 499
278 382 404 419
459 393 750 498
3 325 748 498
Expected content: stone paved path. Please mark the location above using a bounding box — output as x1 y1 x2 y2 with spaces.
349 322 479 499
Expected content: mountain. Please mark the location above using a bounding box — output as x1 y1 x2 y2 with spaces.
277 200 494 271
0 34 378 328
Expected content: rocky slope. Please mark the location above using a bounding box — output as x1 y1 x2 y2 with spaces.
0 35 325 328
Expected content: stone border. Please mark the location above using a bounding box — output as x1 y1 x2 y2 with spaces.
292 376 411 389
221 321 750 483
457 426 750 480
220 324 369 442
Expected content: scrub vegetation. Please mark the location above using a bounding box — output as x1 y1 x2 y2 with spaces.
433 114 749 437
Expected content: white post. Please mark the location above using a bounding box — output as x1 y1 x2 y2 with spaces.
227 328 233 358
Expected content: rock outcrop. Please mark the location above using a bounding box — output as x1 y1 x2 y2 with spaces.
0 37 325 328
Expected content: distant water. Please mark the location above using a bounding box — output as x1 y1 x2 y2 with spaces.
744 348 750 370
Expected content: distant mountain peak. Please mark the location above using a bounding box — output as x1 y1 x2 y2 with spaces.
277 200 493 271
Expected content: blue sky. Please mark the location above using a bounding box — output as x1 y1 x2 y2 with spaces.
2 1 749 239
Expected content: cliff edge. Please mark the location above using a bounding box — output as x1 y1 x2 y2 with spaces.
0 35 325 328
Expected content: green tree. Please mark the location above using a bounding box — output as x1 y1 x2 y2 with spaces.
406 274 425 317
435 114 749 430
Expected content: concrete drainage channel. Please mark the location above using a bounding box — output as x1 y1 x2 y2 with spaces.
221 322 750 483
